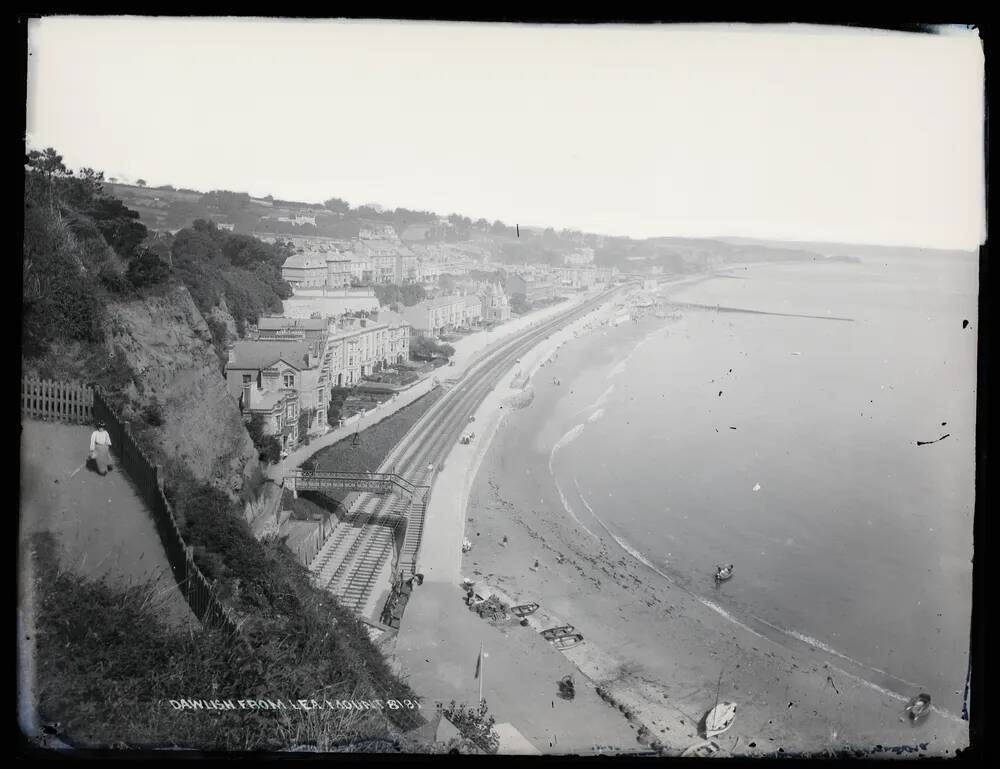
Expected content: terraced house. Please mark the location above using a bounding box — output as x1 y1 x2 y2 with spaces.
326 315 411 387
400 294 469 337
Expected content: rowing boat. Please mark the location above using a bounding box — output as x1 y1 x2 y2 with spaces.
704 702 737 738
550 633 584 650
681 740 720 758
540 625 575 640
903 693 931 722
511 602 539 618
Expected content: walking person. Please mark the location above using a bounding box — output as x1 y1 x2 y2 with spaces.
89 421 113 475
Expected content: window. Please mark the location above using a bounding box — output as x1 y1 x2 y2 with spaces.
283 373 295 388
242 374 252 384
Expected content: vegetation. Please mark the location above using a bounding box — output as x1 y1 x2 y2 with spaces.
246 413 282 464
327 387 351 427
372 282 427 310
509 296 530 315
23 147 293 374
31 525 423 750
409 336 455 361
311 388 443 477
439 700 499 754
168 219 292 337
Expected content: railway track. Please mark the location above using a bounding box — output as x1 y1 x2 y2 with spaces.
311 288 618 614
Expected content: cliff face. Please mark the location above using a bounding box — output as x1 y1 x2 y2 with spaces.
103 285 256 494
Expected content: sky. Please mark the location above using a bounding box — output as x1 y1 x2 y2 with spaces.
25 19 986 250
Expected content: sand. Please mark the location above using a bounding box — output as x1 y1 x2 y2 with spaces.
394 273 971 757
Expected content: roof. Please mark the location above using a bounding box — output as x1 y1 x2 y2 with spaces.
375 309 411 328
229 340 312 371
282 253 325 270
247 389 288 412
422 295 468 309
257 316 327 332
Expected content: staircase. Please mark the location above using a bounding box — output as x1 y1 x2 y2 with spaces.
398 496 428 579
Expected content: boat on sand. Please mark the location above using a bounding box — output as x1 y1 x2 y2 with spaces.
550 633 584 650
703 702 737 738
511 602 539 618
540 625 575 640
681 740 721 758
715 564 734 583
902 693 931 722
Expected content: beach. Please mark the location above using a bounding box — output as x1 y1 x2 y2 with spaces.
396 257 974 756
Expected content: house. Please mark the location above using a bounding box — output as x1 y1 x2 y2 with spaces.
477 282 511 324
564 248 595 266
505 273 557 305
462 294 483 327
225 339 326 447
400 295 468 337
326 315 412 387
281 252 328 288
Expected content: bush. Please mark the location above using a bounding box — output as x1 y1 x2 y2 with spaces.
141 397 165 426
439 700 499 754
126 248 171 288
259 435 282 465
327 387 351 427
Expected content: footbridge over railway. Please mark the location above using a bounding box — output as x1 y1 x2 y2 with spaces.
285 469 429 500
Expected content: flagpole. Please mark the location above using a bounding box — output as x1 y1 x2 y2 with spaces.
479 640 484 703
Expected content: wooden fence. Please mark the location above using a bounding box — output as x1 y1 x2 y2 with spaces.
21 376 241 642
90 389 242 640
21 378 93 423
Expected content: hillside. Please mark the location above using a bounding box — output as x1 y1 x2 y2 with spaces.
22 149 426 750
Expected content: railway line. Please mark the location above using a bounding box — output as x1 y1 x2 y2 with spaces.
309 287 619 615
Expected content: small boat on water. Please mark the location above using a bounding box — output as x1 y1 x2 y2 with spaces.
902 693 932 722
550 633 584 650
511 602 539 618
715 564 734 583
681 740 721 758
703 702 737 738
540 625 575 640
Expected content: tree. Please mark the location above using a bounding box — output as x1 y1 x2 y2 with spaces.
438 274 456 293
126 249 171 288
136 179 147 187
323 197 351 214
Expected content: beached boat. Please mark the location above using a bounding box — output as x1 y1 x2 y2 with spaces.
903 693 932 722
703 702 737 738
550 633 584 650
511 602 539 618
681 740 720 758
540 625 575 640
715 565 734 583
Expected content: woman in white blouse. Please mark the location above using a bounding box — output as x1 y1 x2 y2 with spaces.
89 421 113 475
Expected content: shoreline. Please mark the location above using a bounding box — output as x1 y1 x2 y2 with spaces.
423 268 969 756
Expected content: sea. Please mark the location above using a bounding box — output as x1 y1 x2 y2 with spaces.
540 252 977 718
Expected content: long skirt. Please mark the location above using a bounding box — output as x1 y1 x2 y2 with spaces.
93 444 111 475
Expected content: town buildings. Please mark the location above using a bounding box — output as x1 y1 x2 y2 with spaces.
400 295 471 337
225 313 412 442
505 273 558 305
